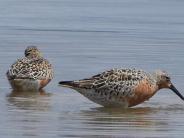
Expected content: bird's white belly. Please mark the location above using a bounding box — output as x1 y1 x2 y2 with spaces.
8 79 40 91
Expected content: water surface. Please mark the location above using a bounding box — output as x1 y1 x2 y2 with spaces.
0 0 184 137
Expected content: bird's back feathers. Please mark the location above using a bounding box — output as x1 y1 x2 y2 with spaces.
59 68 151 97
7 57 53 80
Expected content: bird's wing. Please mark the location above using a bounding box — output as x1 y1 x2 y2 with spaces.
7 57 53 80
73 68 147 97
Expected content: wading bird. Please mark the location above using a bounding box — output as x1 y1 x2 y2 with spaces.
59 68 184 107
7 46 53 91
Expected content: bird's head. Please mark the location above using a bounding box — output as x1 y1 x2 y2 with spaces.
25 46 42 58
155 70 184 101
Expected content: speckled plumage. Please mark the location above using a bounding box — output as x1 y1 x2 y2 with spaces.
7 46 53 91
59 68 184 107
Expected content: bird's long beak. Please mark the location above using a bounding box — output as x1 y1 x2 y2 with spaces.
169 83 184 101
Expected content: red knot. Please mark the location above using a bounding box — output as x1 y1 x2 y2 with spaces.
7 46 54 91
59 68 184 108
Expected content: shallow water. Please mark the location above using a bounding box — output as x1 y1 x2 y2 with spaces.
0 0 184 137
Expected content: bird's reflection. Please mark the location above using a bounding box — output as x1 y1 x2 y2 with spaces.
7 89 52 97
79 106 159 129
6 89 52 111
58 106 162 138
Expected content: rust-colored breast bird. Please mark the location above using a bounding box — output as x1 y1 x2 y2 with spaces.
59 68 184 107
7 46 53 91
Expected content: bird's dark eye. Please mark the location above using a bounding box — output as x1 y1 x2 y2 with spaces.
165 76 170 81
25 52 30 57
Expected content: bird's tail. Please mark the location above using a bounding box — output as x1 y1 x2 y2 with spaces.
59 81 79 88
59 79 93 89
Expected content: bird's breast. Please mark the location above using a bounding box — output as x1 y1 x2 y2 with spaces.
126 79 158 107
39 79 51 89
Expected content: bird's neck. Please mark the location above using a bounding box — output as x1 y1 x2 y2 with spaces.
149 72 161 89
151 72 164 90
26 54 42 59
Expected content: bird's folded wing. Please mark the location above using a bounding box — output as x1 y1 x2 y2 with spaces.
7 58 53 80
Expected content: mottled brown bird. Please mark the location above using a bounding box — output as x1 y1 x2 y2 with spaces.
7 46 53 91
59 68 184 107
